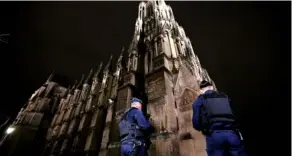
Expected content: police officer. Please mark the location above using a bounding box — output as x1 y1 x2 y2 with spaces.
192 80 246 156
119 97 153 156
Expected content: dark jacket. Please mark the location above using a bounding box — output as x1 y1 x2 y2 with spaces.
121 107 152 143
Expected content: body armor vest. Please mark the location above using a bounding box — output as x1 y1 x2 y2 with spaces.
118 108 144 142
200 92 236 129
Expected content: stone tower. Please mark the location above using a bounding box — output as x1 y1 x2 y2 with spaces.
101 0 216 156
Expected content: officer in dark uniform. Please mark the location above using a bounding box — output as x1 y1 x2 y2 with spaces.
192 80 246 156
119 97 153 156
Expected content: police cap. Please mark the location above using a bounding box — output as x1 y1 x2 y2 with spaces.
199 80 212 89
130 97 143 104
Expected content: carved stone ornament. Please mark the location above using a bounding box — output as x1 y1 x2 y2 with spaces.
178 88 196 112
153 56 164 69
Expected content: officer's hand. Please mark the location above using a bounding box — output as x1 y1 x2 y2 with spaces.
146 113 151 120
149 124 156 134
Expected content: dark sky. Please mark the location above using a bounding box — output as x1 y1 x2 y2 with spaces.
0 1 290 156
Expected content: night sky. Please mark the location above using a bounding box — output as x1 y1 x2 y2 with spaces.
0 1 290 156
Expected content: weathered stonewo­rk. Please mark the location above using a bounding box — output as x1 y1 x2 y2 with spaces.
1 1 217 156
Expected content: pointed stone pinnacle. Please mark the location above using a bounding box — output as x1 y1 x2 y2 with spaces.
94 62 103 78
85 68 94 84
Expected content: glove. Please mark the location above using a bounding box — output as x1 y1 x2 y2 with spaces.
145 114 151 120
149 125 156 134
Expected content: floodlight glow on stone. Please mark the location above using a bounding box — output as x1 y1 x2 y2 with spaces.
6 127 15 134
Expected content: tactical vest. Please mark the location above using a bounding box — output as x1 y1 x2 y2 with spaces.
200 92 236 129
118 108 144 142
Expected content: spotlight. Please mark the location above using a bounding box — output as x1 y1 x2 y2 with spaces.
108 99 114 105
6 127 15 134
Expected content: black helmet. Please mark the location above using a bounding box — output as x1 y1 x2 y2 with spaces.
199 80 212 89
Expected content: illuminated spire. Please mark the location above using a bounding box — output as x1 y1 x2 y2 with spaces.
93 62 103 80
84 69 93 84
45 70 55 84
76 74 85 89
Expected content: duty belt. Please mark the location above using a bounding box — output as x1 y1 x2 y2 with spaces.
122 141 145 146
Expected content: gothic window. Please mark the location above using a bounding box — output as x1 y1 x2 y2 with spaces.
133 58 137 70
144 52 149 74
148 6 152 17
153 56 164 70
166 10 170 19
163 33 171 54
148 24 151 32
148 50 151 72
68 120 76 134
175 42 180 56
151 48 155 70
72 136 79 149
157 38 162 54
169 7 174 19
154 42 158 57
142 6 145 18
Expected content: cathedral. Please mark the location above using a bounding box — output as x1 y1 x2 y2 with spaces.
1 0 216 156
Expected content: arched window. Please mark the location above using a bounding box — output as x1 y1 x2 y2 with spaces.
148 50 151 71
157 37 162 54
148 24 151 32
169 9 173 19
148 5 152 17
144 52 149 74
142 6 145 18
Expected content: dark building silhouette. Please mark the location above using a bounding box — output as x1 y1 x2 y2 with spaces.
1 1 217 156
0 72 68 156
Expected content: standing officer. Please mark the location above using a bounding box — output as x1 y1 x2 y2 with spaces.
119 97 153 156
192 80 246 156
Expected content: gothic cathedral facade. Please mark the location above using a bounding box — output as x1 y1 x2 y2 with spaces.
4 1 216 156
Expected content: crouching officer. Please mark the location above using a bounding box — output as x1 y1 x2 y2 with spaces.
119 97 153 156
192 80 246 156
